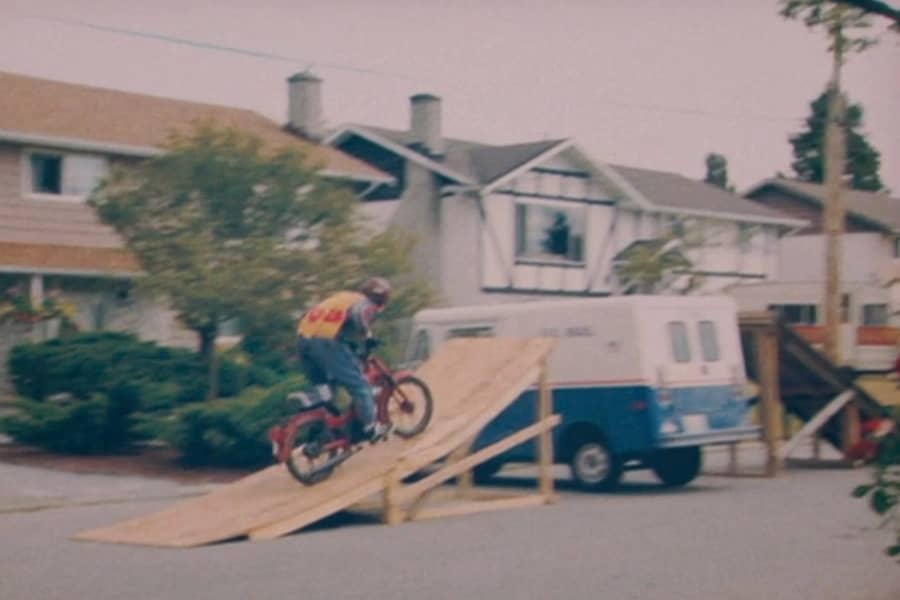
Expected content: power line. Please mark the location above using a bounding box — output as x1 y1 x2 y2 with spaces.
17 13 413 80
9 12 808 124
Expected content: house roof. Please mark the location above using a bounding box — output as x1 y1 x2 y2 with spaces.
331 124 804 227
745 178 900 232
335 125 565 186
0 71 391 183
611 165 806 226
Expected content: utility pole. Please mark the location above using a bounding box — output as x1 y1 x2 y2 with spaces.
823 20 848 365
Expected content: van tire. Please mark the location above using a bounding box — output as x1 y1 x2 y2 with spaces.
569 439 622 492
650 446 702 487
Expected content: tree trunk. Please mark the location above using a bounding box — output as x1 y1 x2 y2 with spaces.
199 323 219 401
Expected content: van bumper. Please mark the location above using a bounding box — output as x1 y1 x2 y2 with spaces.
657 425 761 448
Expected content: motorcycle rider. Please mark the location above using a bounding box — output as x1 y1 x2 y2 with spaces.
296 277 392 443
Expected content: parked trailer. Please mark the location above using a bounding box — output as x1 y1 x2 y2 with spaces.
405 295 759 490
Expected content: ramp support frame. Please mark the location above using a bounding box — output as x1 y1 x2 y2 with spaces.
381 357 559 525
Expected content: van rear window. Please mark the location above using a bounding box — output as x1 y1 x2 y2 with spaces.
668 321 691 363
447 326 495 339
409 329 431 362
698 321 720 362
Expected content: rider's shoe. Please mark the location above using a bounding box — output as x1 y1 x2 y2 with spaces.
365 422 391 444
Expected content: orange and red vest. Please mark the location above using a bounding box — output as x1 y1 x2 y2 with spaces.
296 291 365 339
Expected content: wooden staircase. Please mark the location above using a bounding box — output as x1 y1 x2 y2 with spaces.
739 312 890 457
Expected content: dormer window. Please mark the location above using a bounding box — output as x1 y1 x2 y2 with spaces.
26 151 108 201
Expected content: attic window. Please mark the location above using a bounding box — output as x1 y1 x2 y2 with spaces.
27 151 109 200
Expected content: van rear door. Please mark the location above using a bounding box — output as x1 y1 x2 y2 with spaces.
651 307 756 444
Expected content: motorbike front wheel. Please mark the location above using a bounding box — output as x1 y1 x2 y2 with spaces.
386 376 433 438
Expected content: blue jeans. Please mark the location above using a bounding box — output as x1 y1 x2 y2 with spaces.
297 337 376 428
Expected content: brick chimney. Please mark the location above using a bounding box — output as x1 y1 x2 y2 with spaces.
287 72 323 141
409 93 443 157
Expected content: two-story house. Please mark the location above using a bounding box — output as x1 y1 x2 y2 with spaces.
732 178 900 370
0 71 391 396
287 83 805 307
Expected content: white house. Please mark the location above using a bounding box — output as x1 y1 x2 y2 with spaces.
730 178 900 371
301 88 806 307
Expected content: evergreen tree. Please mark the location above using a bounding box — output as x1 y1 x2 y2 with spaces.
789 89 884 191
704 153 734 191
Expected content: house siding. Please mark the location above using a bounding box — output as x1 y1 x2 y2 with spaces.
0 143 20 202
389 162 443 295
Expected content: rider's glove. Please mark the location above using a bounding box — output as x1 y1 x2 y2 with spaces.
365 337 381 351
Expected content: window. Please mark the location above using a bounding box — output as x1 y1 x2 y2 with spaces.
30 154 62 194
697 321 720 362
862 304 888 326
515 201 585 264
738 224 753 254
668 321 691 363
27 152 108 200
768 304 817 325
408 329 432 363
447 325 495 339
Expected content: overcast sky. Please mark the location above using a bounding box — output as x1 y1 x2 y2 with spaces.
1 0 898 192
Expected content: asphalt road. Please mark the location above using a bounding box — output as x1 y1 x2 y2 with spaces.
0 459 897 600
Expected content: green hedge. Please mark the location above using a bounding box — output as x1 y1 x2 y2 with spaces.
1 332 269 453
149 376 308 468
1 391 141 454
7 332 255 405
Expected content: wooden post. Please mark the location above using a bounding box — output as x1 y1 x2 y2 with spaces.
754 328 783 476
449 440 474 497
382 469 404 526
728 442 738 476
823 40 847 365
537 356 554 501
840 401 862 457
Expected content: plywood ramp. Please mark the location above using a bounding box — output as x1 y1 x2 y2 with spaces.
74 337 557 548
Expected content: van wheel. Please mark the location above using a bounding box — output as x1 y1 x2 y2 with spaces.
570 439 622 492
650 446 702 487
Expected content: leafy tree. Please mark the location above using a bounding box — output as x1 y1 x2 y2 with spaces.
835 0 900 30
704 153 734 192
91 123 431 399
612 234 693 295
851 411 900 561
788 90 885 191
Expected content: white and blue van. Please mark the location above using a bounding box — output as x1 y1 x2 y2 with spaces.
405 295 759 490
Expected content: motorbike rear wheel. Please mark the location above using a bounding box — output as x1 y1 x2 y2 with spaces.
285 423 341 485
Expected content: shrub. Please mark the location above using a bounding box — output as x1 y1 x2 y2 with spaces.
153 375 308 468
7 332 252 408
0 392 141 454
2 332 259 452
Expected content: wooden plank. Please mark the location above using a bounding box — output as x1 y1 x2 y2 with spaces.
395 415 561 506
537 357 554 500
398 365 544 470
777 389 855 460
409 493 552 522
